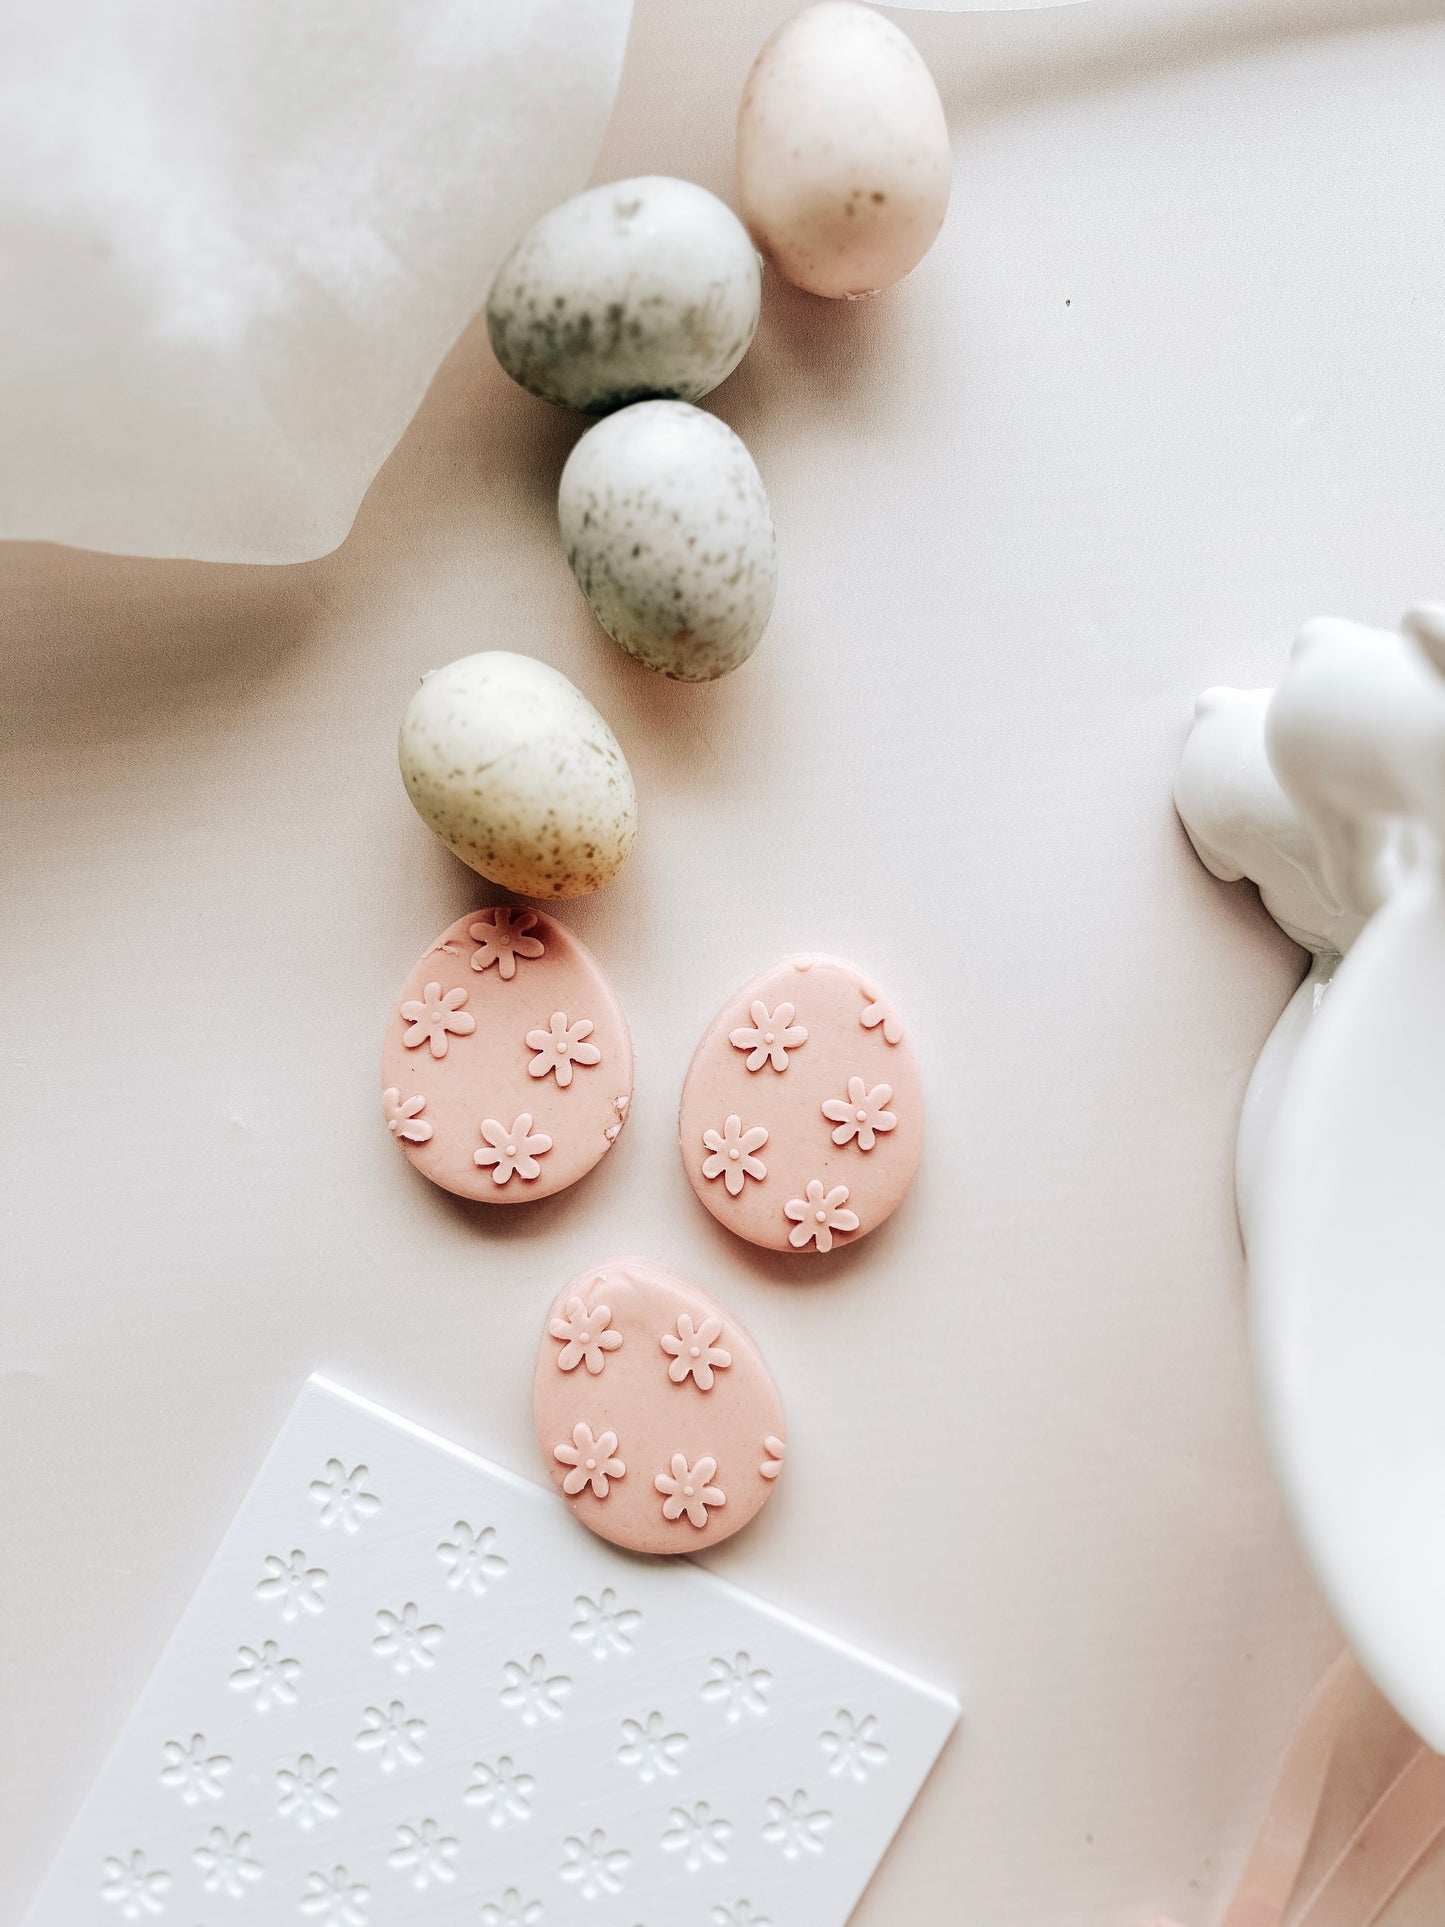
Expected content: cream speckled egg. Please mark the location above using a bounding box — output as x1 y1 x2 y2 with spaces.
737 2 952 301
559 401 777 682
398 652 636 899
487 177 762 413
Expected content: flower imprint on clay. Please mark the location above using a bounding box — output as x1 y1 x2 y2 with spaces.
382 1088 433 1144
475 1112 553 1184
387 1818 458 1892
230 1640 300 1712
785 1179 860 1253
713 1905 772 1927
821 1076 897 1152
662 1799 732 1871
618 1710 688 1784
660 1312 733 1391
555 1421 626 1499
308 1459 379 1534
299 1865 369 1924
549 1294 624 1375
656 1452 726 1529
355 1700 426 1772
572 1587 642 1659
373 1602 443 1676
860 980 903 1045
100 1849 170 1919
526 1010 602 1087
193 1826 263 1898
762 1789 833 1860
559 1829 630 1900
701 1114 769 1195
480 1887 543 1927
702 1651 772 1723
730 999 808 1073
400 981 475 1058
465 1754 536 1829
759 1436 787 1481
256 1547 328 1623
277 1753 341 1830
437 1519 508 1594
822 1709 889 1783
501 1652 572 1726
159 1732 230 1805
468 906 545 979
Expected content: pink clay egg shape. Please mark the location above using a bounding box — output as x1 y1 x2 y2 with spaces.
534 1256 786 1555
380 904 632 1204
680 954 922 1255
736 1 952 301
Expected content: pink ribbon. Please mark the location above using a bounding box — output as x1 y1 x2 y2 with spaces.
1149 1651 1445 1927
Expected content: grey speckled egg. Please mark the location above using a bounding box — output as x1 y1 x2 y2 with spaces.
398 652 636 899
559 401 777 681
487 177 762 413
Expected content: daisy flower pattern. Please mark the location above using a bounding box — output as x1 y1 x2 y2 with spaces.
229 1640 300 1712
387 1819 457 1891
785 1179 859 1253
437 1520 507 1594
372 1602 443 1675
702 1651 772 1722
860 980 904 1044
730 999 808 1073
526 1010 602 1087
256 1548 327 1622
660 1312 733 1390
559 1829 630 1900
554 1421 626 1499
701 1114 768 1195
474 1112 552 1184
159 1732 230 1805
571 1587 642 1659
822 1709 889 1782
618 1710 687 1783
480 1888 542 1927
100 1849 170 1919
468 906 545 980
193 1826 262 1897
501 1653 571 1726
354 1700 426 1771
662 1799 732 1871
382 1088 432 1143
548 1295 623 1375
277 1753 341 1829
821 1076 897 1151
655 1452 726 1529
760 1435 787 1480
400 981 475 1058
299 1866 369 1923
308 1460 379 1534
763 1788 832 1860
713 1905 772 1927
465 1755 536 1829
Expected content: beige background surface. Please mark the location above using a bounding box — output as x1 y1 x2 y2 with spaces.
5 1 1445 1920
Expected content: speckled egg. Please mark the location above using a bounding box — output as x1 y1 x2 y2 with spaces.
398 652 636 899
737 2 952 300
558 401 776 682
487 176 763 413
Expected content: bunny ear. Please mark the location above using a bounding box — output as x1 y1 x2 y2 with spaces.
1403 604 1445 679
1253 869 1445 1748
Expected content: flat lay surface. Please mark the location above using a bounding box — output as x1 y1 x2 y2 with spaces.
5 1 1445 1922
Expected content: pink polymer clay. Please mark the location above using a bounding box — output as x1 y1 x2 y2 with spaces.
533 1257 786 1555
379 905 632 1203
678 954 922 1255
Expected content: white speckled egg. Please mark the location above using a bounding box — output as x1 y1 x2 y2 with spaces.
737 2 952 301
398 652 637 899
558 401 777 682
487 177 763 413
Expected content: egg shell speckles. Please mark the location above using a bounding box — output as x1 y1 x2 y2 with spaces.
737 2 952 300
381 905 633 1204
398 651 636 899
680 954 923 1256
559 401 777 682
487 176 763 414
534 1257 785 1555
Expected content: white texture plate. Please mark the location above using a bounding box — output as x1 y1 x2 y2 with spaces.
22 1378 957 1926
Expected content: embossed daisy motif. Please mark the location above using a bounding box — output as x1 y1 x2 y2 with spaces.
571 1587 642 1659
549 1294 624 1375
822 1709 889 1782
299 1865 369 1923
662 1799 732 1871
759 1435 786 1481
193 1826 263 1897
501 1652 571 1726
661 1311 733 1390
372 1602 443 1675
229 1639 300 1712
655 1452 726 1529
712 1905 773 1927
400 981 476 1058
702 1651 772 1722
559 1828 630 1900
474 1112 553 1184
256 1547 328 1623
618 1710 687 1783
526 1010 602 1086
100 1849 170 1919
763 1788 833 1860
468 906 545 979
554 1421 626 1499
387 1818 458 1891
277 1752 342 1830
479 1887 543 1927
354 1700 426 1771
860 980 904 1044
784 1178 860 1252
308 1459 380 1534
465 1754 536 1829
382 1088 433 1143
730 999 808 1073
701 1113 769 1194
159 1732 230 1805
821 1075 897 1151
437 1519 508 1594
